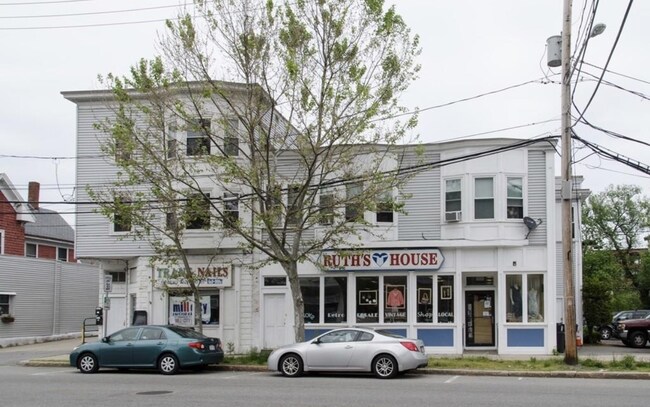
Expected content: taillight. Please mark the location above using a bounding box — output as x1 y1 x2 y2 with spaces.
188 342 206 350
400 341 419 352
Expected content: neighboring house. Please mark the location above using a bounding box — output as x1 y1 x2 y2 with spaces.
64 86 588 356
0 173 99 340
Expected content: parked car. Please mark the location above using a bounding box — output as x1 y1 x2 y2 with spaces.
598 310 650 340
267 327 428 379
616 314 650 348
70 325 224 375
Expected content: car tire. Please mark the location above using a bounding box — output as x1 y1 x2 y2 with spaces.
372 354 398 379
279 353 303 377
77 353 99 374
629 331 648 348
600 326 612 340
158 353 180 375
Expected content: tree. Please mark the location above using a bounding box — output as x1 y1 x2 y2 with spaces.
95 0 421 342
582 184 650 306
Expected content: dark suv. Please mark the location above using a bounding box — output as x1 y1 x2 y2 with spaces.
599 310 650 340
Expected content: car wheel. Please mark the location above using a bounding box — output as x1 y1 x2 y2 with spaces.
77 353 99 374
279 353 303 377
629 331 648 348
158 353 179 375
372 354 398 379
600 327 612 340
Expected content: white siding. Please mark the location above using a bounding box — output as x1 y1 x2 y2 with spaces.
399 150 441 240
527 150 547 245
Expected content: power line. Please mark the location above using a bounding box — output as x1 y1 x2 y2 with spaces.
581 61 650 86
0 16 174 30
0 0 95 5
0 3 184 19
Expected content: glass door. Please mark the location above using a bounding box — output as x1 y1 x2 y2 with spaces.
465 290 495 347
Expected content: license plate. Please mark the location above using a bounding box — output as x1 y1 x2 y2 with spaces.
209 345 215 351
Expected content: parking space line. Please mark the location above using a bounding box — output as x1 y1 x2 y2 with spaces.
444 375 460 383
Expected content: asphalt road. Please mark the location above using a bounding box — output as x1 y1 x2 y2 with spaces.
0 365 649 407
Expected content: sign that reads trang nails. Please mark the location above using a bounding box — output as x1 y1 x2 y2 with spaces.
321 248 444 271
156 264 232 288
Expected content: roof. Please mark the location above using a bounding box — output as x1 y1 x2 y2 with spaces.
24 207 74 243
0 173 36 224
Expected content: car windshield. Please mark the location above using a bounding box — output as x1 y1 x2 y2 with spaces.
167 326 208 339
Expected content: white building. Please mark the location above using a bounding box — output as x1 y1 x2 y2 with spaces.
63 87 588 355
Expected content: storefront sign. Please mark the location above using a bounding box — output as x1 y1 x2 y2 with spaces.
155 264 232 288
320 248 444 271
169 296 211 326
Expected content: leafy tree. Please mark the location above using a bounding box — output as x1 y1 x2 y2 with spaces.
93 0 421 342
582 185 650 306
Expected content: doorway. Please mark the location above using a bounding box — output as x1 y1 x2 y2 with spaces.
465 290 495 347
263 293 287 349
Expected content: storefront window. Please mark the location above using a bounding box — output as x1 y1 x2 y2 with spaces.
384 276 407 323
416 276 433 323
169 294 219 326
437 275 454 323
528 274 544 322
356 276 379 323
506 275 523 322
324 277 347 323
300 277 320 324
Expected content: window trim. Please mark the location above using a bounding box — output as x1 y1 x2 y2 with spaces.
186 118 211 156
506 176 524 219
0 229 4 255
376 190 394 224
223 118 240 157
473 176 495 220
345 182 364 223
223 193 239 229
0 292 16 316
319 192 335 226
444 178 462 222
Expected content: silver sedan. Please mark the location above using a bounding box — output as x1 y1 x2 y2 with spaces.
267 328 428 379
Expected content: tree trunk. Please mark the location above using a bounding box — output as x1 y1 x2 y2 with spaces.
284 261 305 343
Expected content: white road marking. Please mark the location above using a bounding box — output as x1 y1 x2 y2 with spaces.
444 375 460 383
31 370 73 376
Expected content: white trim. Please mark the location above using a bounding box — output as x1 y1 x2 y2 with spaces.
0 229 4 255
0 292 17 296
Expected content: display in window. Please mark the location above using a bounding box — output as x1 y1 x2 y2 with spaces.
418 288 431 304
359 290 377 305
356 276 379 323
385 285 405 309
506 274 523 322
417 276 433 323
324 276 347 323
440 285 452 300
528 274 544 322
437 275 454 323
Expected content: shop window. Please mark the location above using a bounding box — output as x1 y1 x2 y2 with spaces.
356 276 379 323
57 247 68 262
319 193 334 225
376 191 394 223
324 277 347 323
168 295 219 326
507 177 523 219
300 277 320 324
187 118 211 156
186 193 211 230
223 193 239 228
224 118 239 156
437 275 454 323
25 243 37 258
384 276 407 323
528 274 544 322
506 275 523 322
207 293 220 325
345 182 363 222
264 276 286 286
445 179 461 212
474 177 494 219
0 294 13 315
416 276 433 323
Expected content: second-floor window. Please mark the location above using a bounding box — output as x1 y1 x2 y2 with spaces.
224 118 239 156
319 193 334 225
186 193 211 230
376 191 393 223
223 193 239 228
287 185 301 225
25 243 37 258
507 177 523 219
187 118 211 156
345 182 363 222
57 247 68 262
474 177 494 219
113 196 132 232
445 179 461 213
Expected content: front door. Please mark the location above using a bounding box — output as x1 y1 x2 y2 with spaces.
263 294 287 348
465 290 495 347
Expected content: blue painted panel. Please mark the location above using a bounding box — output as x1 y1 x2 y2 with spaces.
417 328 454 346
305 329 331 341
507 328 545 347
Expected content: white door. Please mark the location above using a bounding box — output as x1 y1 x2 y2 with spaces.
106 297 127 336
263 294 287 348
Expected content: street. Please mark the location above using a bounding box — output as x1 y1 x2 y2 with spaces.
0 365 649 407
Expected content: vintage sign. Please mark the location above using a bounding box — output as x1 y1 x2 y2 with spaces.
155 264 232 288
320 248 444 271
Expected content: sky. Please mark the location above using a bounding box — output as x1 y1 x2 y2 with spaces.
1 0 649 227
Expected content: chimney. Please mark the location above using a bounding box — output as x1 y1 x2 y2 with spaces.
28 181 40 210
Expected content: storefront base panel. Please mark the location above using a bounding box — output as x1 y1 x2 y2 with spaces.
417 328 454 347
506 328 544 347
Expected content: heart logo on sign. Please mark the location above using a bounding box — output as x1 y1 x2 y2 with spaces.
372 252 389 267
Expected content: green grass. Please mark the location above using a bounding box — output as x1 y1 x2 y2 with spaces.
224 351 650 372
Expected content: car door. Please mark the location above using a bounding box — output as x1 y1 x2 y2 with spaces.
304 330 358 371
99 327 141 366
346 331 377 370
131 327 168 367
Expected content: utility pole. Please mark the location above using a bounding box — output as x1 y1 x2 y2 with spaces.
560 0 578 365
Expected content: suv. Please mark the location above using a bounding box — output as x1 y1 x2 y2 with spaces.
616 314 650 348
599 310 650 340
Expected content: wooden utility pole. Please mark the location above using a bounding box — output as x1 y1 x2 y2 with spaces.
560 0 578 365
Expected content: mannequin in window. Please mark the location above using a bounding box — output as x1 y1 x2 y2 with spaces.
386 287 405 308
528 286 539 318
509 283 522 319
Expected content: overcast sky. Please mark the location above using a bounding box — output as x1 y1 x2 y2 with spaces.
1 0 649 227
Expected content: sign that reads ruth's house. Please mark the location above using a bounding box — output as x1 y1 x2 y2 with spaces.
321 248 444 272
155 264 232 288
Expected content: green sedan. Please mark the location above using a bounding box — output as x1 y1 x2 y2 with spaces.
70 325 224 375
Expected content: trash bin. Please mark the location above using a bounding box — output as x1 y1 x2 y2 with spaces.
556 323 565 353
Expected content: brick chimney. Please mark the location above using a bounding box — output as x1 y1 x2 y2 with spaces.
28 181 40 210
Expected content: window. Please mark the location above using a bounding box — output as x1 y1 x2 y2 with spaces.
300 277 320 324
356 276 379 323
324 277 347 323
416 276 433 323
186 193 211 230
345 182 363 222
113 196 132 232
223 193 239 228
507 274 544 323
264 277 286 286
169 295 219 326
109 327 141 341
166 212 178 230
507 177 523 219
187 118 211 156
318 329 358 343
319 193 334 225
206 293 220 325
0 294 13 315
376 191 394 223
287 185 301 225
224 118 239 156
384 276 407 323
445 179 461 212
25 243 37 258
437 275 454 323
140 328 166 341
166 138 177 159
474 177 494 219
57 247 68 262
506 275 522 322
527 274 544 322
114 135 131 162
109 271 126 283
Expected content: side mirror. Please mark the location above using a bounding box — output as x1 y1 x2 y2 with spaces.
101 337 110 343
311 338 321 345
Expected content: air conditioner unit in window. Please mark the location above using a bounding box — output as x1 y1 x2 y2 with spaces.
445 211 462 222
